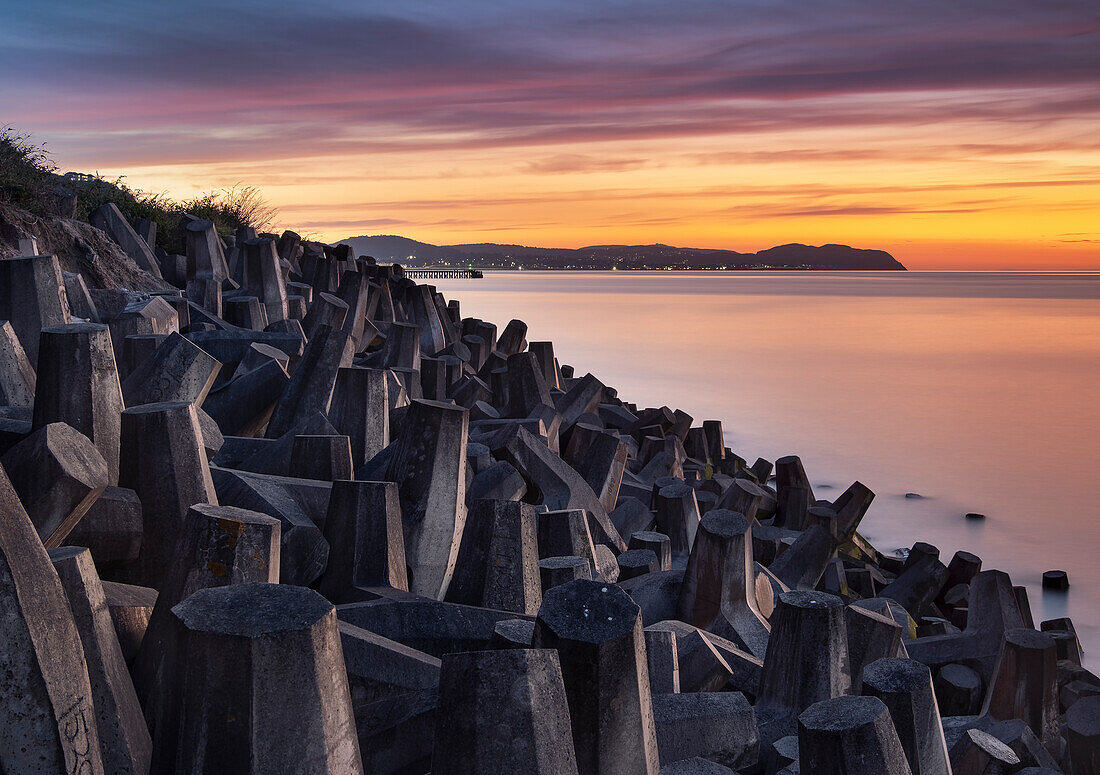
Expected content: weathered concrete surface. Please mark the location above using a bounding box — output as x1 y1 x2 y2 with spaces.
49 546 152 775
861 658 950 775
133 503 281 750
677 509 770 659
90 203 164 279
0 463 106 774
756 590 851 745
116 401 218 588
318 479 408 602
33 322 124 482
0 253 72 368
121 331 221 406
653 692 758 771
532 579 660 775
434 648 579 775
446 499 542 615
798 695 913 775
1 421 108 547
385 398 469 600
0 319 36 407
161 583 363 774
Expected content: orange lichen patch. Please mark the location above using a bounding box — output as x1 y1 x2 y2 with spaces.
207 560 228 577
216 518 246 550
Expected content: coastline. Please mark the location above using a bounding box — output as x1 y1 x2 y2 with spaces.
0 227 1093 772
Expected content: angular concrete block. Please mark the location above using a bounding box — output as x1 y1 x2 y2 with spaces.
0 463 105 774
497 319 528 357
980 628 1059 758
1065 695 1100 775
385 399 468 600
619 548 661 580
492 424 625 553
646 627 680 694
434 648 579 775
90 202 163 279
932 663 982 717
337 596 526 657
647 620 734 694
847 603 904 694
318 480 408 602
0 253 72 368
290 434 353 481
653 692 758 771
446 499 541 615
1 422 108 547
339 620 440 774
159 584 364 774
210 465 329 586
947 727 1019 775
768 524 837 591
33 322 124 483
49 546 152 775
329 366 389 467
757 590 851 744
133 503 281 746
107 297 179 363
241 237 290 326
183 218 230 283
266 324 354 438
540 555 592 591
101 579 156 664
862 658 950 775
533 579 660 775
655 482 701 560
202 357 289 438
798 695 912 775
467 459 528 502
117 401 218 588
121 331 222 406
677 509 770 659
773 455 814 531
0 319 36 407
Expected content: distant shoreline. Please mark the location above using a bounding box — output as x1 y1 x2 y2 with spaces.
338 233 908 271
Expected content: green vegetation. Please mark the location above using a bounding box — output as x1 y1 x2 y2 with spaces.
1 127 278 254
0 126 58 210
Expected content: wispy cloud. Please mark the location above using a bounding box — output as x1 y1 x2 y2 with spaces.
3 1 1097 165
1 1 1097 266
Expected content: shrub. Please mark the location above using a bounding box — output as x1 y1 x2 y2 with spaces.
182 186 278 234
0 126 57 209
3 127 280 254
75 179 280 254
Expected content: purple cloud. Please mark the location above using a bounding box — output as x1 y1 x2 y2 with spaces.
1 0 1096 168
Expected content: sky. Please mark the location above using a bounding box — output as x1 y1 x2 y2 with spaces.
2 0 1098 269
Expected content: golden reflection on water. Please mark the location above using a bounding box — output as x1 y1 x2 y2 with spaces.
434 271 1100 665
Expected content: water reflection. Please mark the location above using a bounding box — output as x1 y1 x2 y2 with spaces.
433 271 1100 666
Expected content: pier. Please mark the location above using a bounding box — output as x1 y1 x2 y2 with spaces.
404 266 483 279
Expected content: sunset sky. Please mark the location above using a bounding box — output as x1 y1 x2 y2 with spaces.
3 0 1098 268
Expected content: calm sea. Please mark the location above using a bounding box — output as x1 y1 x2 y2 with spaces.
431 270 1100 668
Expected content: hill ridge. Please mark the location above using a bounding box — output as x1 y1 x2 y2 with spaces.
336 234 906 270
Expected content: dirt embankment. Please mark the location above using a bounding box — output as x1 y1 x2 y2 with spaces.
0 202 168 292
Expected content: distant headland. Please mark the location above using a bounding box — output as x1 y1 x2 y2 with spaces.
338 234 907 271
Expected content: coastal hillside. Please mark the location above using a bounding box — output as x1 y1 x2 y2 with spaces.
338 234 907 270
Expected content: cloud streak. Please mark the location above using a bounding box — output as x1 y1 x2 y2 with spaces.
3 1 1097 163
1 0 1097 267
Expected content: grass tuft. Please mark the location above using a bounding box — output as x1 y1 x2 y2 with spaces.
1 127 279 254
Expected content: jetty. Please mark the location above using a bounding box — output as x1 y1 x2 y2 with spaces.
0 207 1094 775
404 265 483 279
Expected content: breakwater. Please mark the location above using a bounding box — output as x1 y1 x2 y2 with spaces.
0 210 1095 773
